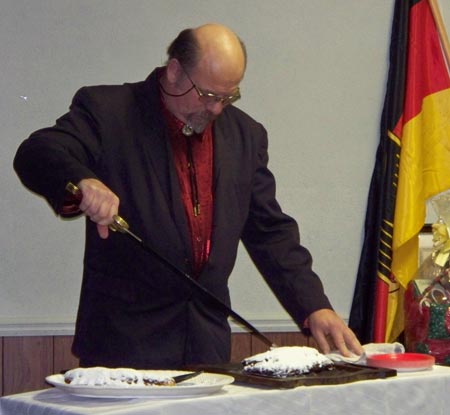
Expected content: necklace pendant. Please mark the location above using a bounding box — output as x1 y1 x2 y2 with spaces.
193 203 200 217
182 124 194 136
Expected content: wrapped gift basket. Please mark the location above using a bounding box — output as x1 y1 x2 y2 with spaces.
404 190 450 364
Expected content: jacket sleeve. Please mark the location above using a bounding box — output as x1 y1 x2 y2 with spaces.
13 87 102 215
240 127 333 327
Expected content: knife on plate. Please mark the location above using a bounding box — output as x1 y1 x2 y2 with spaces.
66 182 275 348
172 371 204 383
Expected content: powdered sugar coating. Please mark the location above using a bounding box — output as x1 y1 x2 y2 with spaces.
64 367 175 387
242 346 333 378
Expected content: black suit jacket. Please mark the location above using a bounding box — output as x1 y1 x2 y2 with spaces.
14 68 332 368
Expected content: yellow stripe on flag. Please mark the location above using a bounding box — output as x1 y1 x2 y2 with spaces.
385 88 450 341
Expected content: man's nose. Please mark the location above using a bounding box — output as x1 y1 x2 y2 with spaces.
206 100 225 115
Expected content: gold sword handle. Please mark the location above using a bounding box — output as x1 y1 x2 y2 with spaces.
65 182 129 233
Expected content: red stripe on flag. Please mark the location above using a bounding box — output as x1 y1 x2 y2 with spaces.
393 0 450 137
374 278 389 342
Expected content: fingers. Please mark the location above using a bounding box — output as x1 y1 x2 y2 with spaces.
315 329 350 356
307 309 364 357
314 331 332 355
97 224 110 240
328 330 352 357
332 322 364 356
77 178 120 238
343 330 365 356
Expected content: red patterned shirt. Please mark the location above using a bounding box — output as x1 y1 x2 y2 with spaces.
161 102 214 278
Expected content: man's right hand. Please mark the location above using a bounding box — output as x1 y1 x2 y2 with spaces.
77 178 120 239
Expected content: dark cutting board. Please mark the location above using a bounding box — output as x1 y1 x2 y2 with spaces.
185 362 397 389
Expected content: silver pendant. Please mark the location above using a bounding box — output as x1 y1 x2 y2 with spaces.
182 124 194 136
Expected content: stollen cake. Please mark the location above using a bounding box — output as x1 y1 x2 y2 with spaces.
64 367 176 387
242 346 334 378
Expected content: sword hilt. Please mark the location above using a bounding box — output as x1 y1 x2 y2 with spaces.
65 182 129 233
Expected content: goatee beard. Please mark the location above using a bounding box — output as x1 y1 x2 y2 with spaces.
188 111 215 134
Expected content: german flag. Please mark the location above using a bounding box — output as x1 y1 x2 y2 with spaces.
349 0 450 343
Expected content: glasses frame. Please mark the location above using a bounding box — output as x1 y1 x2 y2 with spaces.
182 67 241 106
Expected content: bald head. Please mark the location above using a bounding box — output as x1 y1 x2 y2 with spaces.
162 24 245 131
167 24 246 85
193 24 246 82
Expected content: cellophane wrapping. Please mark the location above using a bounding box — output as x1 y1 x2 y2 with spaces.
405 190 450 364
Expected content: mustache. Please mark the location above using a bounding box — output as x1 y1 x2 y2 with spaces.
199 110 216 122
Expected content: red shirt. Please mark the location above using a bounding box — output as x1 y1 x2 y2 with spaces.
62 83 214 278
161 103 214 278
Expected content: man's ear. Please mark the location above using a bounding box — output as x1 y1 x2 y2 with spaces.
166 58 183 84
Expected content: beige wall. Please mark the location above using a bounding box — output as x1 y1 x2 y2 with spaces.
1 0 449 335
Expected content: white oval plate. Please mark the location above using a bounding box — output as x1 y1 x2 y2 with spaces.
46 370 234 399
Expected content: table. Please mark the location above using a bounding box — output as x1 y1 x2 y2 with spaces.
2 365 450 415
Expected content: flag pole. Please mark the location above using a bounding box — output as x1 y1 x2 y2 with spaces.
429 0 450 69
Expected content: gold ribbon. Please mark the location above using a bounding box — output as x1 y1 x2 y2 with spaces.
432 223 450 267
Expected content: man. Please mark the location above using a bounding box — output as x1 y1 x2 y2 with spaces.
14 23 363 368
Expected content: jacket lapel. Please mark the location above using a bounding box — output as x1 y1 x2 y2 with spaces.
205 117 238 270
132 71 193 265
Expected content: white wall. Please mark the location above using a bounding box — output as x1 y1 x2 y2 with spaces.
1 0 449 335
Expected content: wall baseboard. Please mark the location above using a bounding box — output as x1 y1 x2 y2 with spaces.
0 316 349 337
0 319 300 337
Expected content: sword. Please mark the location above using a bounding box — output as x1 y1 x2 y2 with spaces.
66 182 275 348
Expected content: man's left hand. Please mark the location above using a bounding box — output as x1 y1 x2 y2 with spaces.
307 309 364 357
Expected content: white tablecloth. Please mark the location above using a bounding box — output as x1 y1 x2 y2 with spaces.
2 365 450 415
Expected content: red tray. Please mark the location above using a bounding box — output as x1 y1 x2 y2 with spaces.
366 353 435 371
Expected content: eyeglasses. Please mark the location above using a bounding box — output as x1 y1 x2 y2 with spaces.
182 67 241 106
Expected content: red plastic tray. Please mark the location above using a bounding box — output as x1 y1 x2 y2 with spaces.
366 353 435 372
